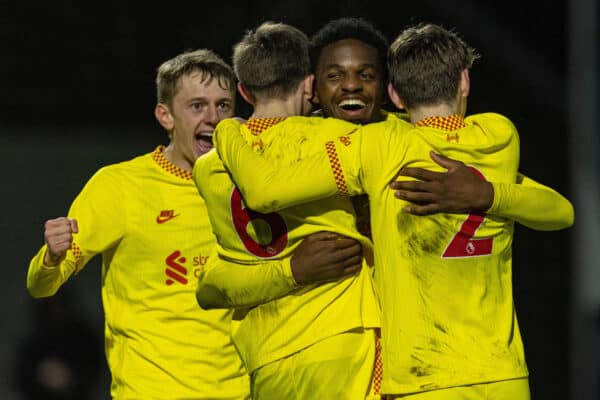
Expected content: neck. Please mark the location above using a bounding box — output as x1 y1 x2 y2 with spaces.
252 93 309 119
252 104 291 118
408 103 459 124
163 144 192 172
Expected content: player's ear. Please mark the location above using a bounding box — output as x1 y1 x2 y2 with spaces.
311 77 321 106
459 69 470 98
302 74 314 99
237 82 255 106
155 103 174 131
387 83 406 110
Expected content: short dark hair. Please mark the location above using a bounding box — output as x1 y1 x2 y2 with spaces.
388 23 479 109
309 17 389 82
233 21 311 100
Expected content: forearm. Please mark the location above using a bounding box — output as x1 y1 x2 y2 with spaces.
196 254 298 309
489 174 574 230
27 245 76 298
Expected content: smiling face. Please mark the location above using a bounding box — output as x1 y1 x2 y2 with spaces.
156 72 235 172
313 38 386 124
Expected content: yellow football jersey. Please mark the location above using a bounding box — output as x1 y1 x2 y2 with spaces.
193 117 380 373
28 147 249 399
330 114 527 393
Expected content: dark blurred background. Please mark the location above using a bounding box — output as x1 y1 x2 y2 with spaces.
2 1 598 399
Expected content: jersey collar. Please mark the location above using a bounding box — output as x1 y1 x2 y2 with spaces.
416 115 466 131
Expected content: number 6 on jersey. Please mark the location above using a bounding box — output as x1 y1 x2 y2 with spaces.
230 188 288 258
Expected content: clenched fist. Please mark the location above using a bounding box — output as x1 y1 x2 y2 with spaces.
43 217 78 266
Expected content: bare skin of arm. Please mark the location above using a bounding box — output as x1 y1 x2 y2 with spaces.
43 217 79 266
290 231 363 285
390 151 494 215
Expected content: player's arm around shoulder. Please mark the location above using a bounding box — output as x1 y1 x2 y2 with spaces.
213 117 340 213
350 119 412 186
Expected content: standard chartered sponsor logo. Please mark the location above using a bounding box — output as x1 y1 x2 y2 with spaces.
165 250 210 285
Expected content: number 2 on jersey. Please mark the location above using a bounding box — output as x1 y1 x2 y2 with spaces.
442 167 493 258
231 188 288 258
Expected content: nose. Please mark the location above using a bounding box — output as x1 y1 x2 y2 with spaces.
341 74 362 93
204 104 220 126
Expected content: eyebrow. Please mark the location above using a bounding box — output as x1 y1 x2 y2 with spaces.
187 96 233 103
320 62 379 70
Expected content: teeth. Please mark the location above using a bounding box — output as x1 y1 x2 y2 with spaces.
339 99 365 107
196 132 213 140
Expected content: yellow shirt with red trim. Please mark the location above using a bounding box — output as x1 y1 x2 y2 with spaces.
27 146 249 400
213 113 530 394
193 116 380 374
350 114 527 393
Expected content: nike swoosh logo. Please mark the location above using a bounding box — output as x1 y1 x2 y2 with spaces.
156 214 179 224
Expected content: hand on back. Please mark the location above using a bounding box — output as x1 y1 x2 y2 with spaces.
390 151 493 215
290 231 363 285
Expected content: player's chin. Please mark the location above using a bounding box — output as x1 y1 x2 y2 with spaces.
335 107 372 124
341 113 371 125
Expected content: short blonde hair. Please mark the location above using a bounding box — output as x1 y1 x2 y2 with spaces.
156 49 236 108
